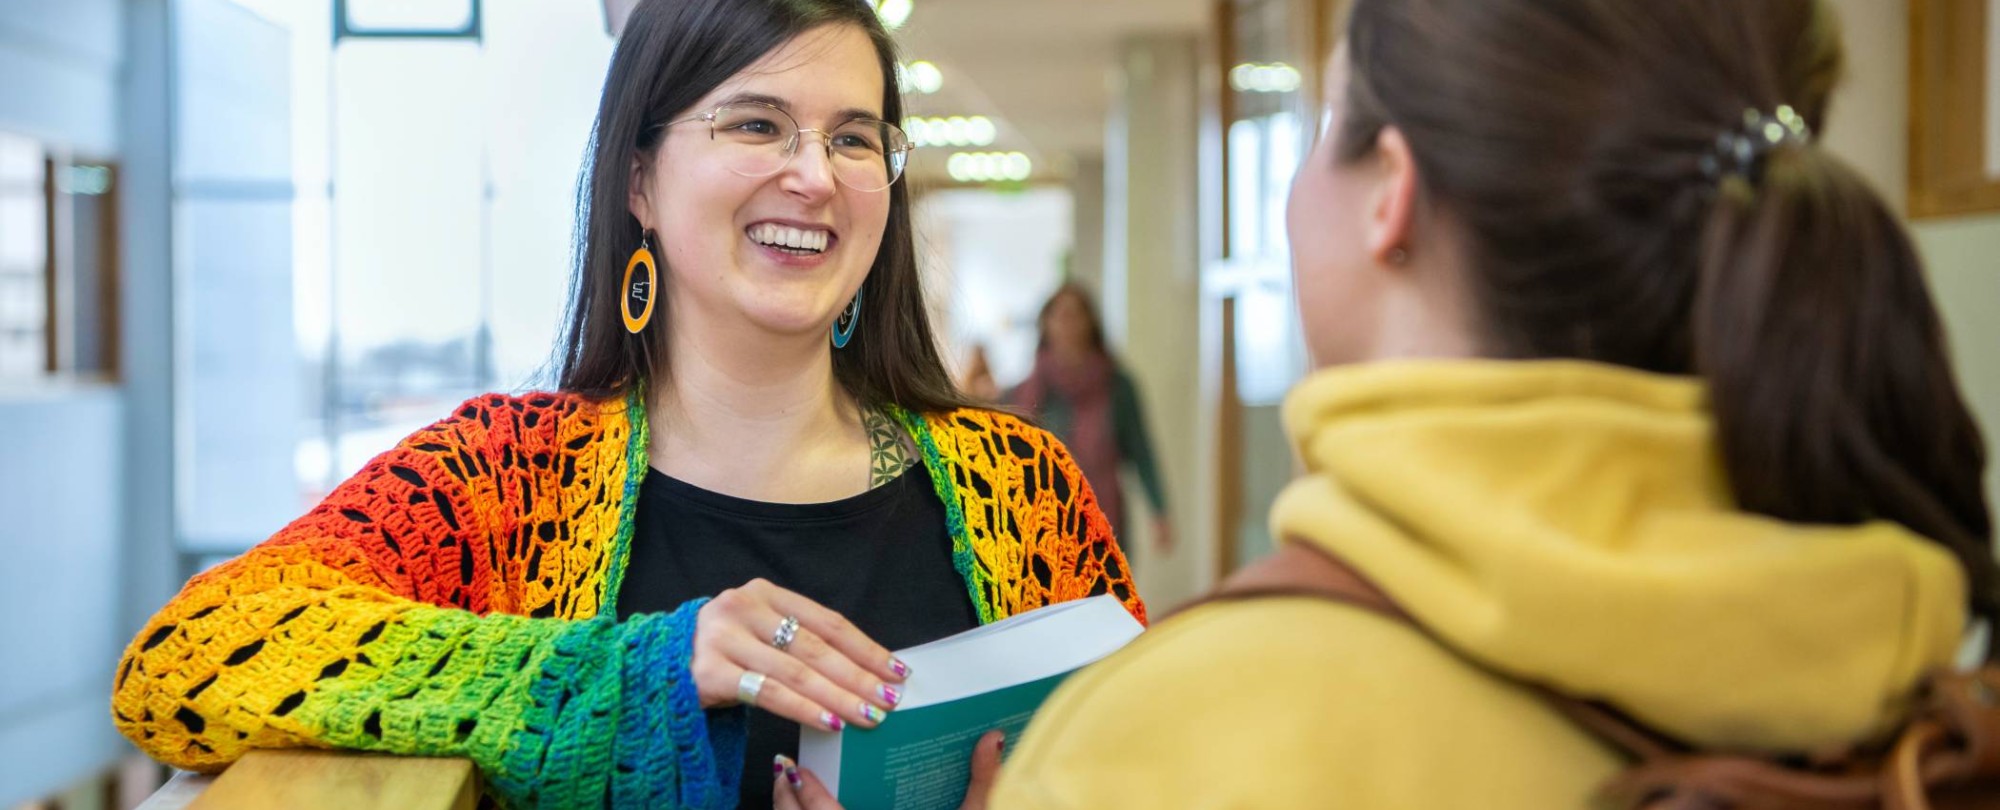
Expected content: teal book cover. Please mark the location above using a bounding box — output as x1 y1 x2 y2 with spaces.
798 595 1144 809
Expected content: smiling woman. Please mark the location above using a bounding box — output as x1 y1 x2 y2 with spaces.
561 4 940 414
109 1 1146 808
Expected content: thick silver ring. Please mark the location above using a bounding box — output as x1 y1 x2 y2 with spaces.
771 615 801 651
737 671 767 706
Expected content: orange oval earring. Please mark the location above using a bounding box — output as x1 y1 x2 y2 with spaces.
622 231 657 333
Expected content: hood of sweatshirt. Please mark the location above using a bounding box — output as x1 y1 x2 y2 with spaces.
1272 360 1967 751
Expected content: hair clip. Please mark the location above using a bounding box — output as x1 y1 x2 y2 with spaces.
1699 105 1813 184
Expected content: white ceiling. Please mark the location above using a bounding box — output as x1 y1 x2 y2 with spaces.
889 0 1209 179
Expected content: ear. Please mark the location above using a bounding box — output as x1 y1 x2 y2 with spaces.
1366 126 1420 265
627 150 655 227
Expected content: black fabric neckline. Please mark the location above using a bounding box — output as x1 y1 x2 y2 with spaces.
642 462 925 523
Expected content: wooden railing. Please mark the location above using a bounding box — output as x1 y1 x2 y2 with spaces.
143 750 479 810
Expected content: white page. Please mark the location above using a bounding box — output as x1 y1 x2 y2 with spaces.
892 595 1144 709
799 594 1144 798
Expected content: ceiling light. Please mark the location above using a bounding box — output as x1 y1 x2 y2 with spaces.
966 116 997 145
876 0 913 30
904 60 943 95
1229 62 1302 94
946 151 1032 183
1001 153 1032 181
904 116 997 148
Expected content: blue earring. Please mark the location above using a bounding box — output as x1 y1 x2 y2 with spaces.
832 291 862 349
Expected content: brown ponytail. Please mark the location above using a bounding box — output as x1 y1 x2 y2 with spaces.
1696 147 1997 641
1339 0 1998 643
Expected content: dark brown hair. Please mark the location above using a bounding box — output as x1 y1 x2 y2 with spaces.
1035 283 1108 355
1337 0 1998 640
555 0 975 416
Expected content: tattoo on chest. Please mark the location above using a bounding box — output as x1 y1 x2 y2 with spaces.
864 409 915 488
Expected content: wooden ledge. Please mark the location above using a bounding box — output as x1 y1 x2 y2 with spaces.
185 750 478 810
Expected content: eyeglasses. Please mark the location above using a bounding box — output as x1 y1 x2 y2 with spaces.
663 102 913 192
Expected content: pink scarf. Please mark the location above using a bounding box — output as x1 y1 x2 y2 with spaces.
1010 350 1126 532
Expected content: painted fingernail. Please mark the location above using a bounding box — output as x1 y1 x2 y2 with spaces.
861 703 886 724
821 711 845 731
878 684 902 707
890 657 912 679
775 755 803 790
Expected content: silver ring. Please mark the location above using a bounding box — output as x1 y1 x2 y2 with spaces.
771 615 801 651
737 671 767 706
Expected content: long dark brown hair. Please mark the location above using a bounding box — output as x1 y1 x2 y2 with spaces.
1337 0 1997 643
555 0 975 416
1035 283 1108 355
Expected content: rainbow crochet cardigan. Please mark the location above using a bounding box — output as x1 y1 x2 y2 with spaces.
112 391 1146 809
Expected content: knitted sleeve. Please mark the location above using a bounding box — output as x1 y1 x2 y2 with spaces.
110 397 744 810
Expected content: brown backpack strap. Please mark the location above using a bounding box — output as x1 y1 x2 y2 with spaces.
1190 540 1691 759
1186 538 1406 620
1194 539 2000 810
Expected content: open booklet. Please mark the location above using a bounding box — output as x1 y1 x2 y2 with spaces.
798 594 1145 809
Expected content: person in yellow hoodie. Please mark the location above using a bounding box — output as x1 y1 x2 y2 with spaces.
767 0 1997 806
972 0 2000 807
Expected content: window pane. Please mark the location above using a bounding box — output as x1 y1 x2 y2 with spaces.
175 0 300 551
0 135 47 380
330 39 485 478
0 196 46 269
0 133 41 183
342 0 475 33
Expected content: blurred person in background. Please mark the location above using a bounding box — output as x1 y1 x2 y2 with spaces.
1009 284 1173 552
959 343 1000 402
109 0 1143 807
973 0 2000 807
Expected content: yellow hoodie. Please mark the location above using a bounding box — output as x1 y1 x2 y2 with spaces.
993 360 1968 809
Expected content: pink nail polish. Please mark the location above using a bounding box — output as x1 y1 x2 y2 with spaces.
878 684 902 706
822 712 844 731
890 657 911 679
861 703 885 724
775 755 803 790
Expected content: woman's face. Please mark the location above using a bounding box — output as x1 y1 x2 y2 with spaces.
1286 47 1388 368
633 24 891 346
1044 293 1096 354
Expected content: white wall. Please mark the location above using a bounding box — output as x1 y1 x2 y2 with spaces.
1824 0 2000 518
1106 35 1203 609
922 187 1075 387
0 2 123 155
0 387 128 804
0 1 136 803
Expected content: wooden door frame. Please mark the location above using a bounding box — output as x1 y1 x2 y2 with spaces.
1202 0 1344 585
1205 0 1243 587
1910 0 2000 218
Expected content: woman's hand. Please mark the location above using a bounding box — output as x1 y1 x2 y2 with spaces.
772 730 1007 810
691 578 908 731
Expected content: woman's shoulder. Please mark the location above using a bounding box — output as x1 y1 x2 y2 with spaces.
413 389 635 451
445 389 624 417
920 405 1068 458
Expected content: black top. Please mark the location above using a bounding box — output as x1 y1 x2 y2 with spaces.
615 463 979 809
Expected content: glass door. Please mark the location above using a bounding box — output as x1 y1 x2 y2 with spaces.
1201 0 1342 581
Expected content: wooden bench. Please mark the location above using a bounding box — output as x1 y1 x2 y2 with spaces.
139 750 479 810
